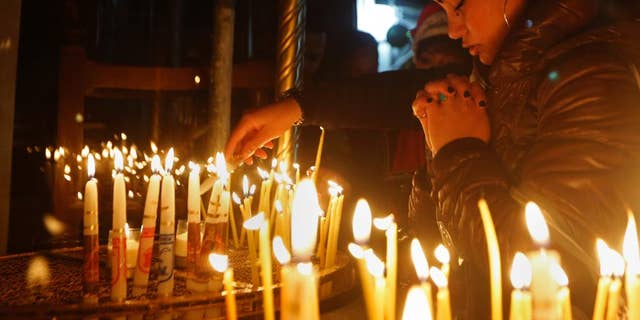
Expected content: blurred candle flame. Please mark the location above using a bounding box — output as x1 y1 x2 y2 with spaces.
410 238 429 281
87 154 95 178
243 212 265 230
215 152 228 180
434 244 450 265
209 253 229 273
597 239 614 276
352 199 372 245
550 261 568 287
232 192 242 205
623 212 640 275
510 252 532 290
365 252 385 278
26 256 51 288
273 236 291 265
291 179 321 259
151 155 162 174
402 286 433 320
373 214 394 230
348 243 365 259
114 149 124 171
430 267 447 289
242 175 249 196
164 148 175 172
150 141 158 154
525 202 550 246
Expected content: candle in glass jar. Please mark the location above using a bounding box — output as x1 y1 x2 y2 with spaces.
111 149 127 302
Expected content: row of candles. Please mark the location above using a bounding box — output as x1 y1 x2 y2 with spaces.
75 134 640 319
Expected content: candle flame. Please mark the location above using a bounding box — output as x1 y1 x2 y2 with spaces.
609 248 626 277
430 267 448 288
271 158 277 169
365 251 385 278
596 239 613 276
243 212 265 230
150 141 158 154
26 256 51 288
297 262 313 275
215 152 228 180
273 236 291 265
77 192 83 200
209 253 229 273
402 286 433 320
510 252 532 290
410 238 430 281
373 214 395 230
189 162 200 175
274 200 283 213
45 148 52 159
623 211 640 275
125 223 131 238
550 261 568 287
352 199 372 245
232 192 242 205
151 155 162 174
114 149 124 171
242 175 249 196
120 132 127 140
257 167 269 180
130 146 138 159
250 184 257 195
64 164 71 174
164 148 175 171
434 244 451 265
81 145 90 158
87 154 95 178
525 202 550 246
291 179 321 259
348 243 365 259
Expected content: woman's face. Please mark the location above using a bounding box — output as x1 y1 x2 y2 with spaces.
436 0 524 65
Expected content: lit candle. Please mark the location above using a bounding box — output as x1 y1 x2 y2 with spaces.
237 175 260 287
243 212 274 320
509 252 532 320
550 262 571 320
157 148 176 297
402 285 433 320
325 181 344 269
410 238 434 318
311 126 325 183
350 199 375 320
186 162 203 290
477 199 503 320
83 154 99 303
593 239 614 320
434 244 450 280
605 248 625 320
293 163 300 185
623 212 640 320
430 267 451 320
201 153 230 276
273 236 294 319
365 252 386 320
283 179 321 320
210 254 237 320
133 155 161 297
111 148 127 302
524 201 560 319
374 214 397 320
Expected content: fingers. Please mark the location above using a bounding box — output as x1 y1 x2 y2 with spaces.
423 79 454 102
263 141 274 149
469 81 487 108
412 90 434 119
225 115 258 161
254 148 268 160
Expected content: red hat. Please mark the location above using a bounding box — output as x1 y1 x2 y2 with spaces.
411 3 448 52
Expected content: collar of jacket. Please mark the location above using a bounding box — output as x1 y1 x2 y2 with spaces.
487 0 599 84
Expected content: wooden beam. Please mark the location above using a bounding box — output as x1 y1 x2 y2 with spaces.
0 0 21 254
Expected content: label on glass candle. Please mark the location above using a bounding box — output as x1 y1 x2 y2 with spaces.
137 227 155 274
111 235 127 286
157 233 175 284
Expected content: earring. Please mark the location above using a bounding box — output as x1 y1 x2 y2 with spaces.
503 0 511 27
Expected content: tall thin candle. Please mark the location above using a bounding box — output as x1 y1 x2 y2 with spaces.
111 149 127 302
157 148 176 297
83 154 99 304
477 199 503 320
623 212 640 320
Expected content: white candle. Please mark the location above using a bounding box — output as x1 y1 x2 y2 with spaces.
550 263 571 320
509 252 532 320
157 148 176 297
210 254 237 320
111 149 127 302
434 244 450 280
623 212 640 320
431 267 451 320
524 202 560 320
83 154 99 303
605 249 625 320
186 162 202 283
132 155 161 297
477 199 503 320
593 239 613 320
243 213 274 320
350 199 375 320
373 214 397 320
365 252 385 320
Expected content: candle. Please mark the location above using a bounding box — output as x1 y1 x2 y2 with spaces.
623 212 640 320
350 199 375 320
524 201 560 320
283 179 321 320
111 148 127 302
311 126 325 183
243 212 275 320
132 155 161 297
402 285 433 320
410 238 434 318
186 162 202 288
124 223 140 277
477 199 503 320
605 248 625 320
157 148 176 297
325 182 344 269
273 236 295 319
210 254 237 320
593 239 614 320
237 176 260 287
201 153 230 276
374 214 397 320
430 267 451 320
83 154 99 303
434 244 450 280
365 252 386 320
509 252 532 320
293 163 300 185
550 262 571 320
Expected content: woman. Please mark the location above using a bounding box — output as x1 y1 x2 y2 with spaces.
411 0 640 317
226 0 640 316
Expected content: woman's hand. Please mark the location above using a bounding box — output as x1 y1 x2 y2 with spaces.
225 98 302 166
412 74 490 154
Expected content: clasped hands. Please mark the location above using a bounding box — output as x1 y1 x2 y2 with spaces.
412 74 491 155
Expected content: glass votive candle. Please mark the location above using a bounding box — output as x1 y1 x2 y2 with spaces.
175 220 188 268
107 226 140 279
